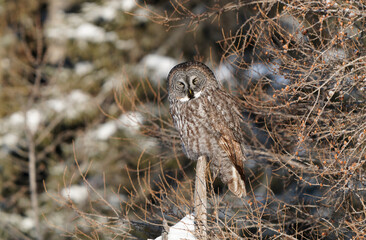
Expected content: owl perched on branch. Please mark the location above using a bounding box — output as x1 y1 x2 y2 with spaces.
167 61 248 197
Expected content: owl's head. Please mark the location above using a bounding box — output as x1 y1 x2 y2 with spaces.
167 61 219 102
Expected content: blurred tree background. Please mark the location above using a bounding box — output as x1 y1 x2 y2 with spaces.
0 0 365 239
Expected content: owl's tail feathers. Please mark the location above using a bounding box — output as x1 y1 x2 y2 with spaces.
228 166 247 198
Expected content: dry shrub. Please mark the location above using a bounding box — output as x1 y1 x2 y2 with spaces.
59 1 366 239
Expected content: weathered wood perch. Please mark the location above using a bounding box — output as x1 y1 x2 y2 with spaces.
194 155 207 239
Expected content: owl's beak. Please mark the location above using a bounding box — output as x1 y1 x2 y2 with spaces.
187 88 194 99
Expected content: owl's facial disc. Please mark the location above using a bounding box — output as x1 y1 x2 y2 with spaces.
179 79 202 102
174 72 205 102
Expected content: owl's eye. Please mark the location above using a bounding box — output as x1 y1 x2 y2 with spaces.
192 77 198 85
177 81 185 89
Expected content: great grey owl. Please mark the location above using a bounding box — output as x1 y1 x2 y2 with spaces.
167 61 247 197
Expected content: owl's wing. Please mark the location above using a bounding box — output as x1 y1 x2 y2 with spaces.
207 91 247 173
218 134 247 197
218 134 246 181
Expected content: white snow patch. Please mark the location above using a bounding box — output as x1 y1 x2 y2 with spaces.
82 0 136 22
278 13 307 43
64 90 92 118
29 109 42 131
0 213 33 233
48 22 119 43
108 194 128 208
273 74 290 86
155 214 196 240
61 185 89 204
47 98 66 113
139 137 157 150
94 121 118 140
134 8 149 22
69 89 90 104
115 39 135 50
322 48 347 63
105 31 119 42
246 62 275 80
46 90 92 118
118 112 144 134
121 0 136 11
8 112 24 126
75 61 94 76
8 109 43 134
46 25 71 40
46 1 128 44
83 2 117 22
20 217 35 231
74 23 106 42
50 163 67 176
142 54 178 83
325 0 338 7
67 15 85 27
102 75 122 93
215 63 233 83
0 133 19 147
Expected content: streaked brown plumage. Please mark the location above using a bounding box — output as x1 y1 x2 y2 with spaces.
167 61 247 197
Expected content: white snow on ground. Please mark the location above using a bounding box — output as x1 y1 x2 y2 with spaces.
65 89 93 118
46 98 65 113
322 48 347 63
0 212 35 233
215 63 233 84
83 2 117 22
74 23 116 43
46 0 138 44
115 39 135 50
69 89 91 104
83 111 146 143
120 0 137 11
278 13 307 43
134 8 150 22
0 133 19 147
47 21 117 43
325 0 338 7
8 111 24 127
93 121 118 140
246 62 276 80
8 109 43 134
245 60 290 86
141 54 178 83
82 0 137 22
26 109 43 133
101 75 122 93
61 185 89 204
272 74 290 86
20 217 35 231
80 112 155 158
117 112 144 134
46 89 93 119
108 193 128 208
75 61 94 76
155 214 196 240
